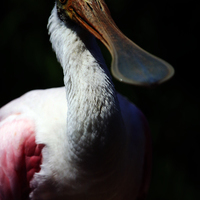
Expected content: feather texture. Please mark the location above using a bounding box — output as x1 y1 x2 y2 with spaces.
0 3 151 200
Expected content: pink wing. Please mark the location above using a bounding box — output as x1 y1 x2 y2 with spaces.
0 117 43 200
117 93 152 200
137 113 152 200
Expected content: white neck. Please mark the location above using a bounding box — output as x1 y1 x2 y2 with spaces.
48 5 125 168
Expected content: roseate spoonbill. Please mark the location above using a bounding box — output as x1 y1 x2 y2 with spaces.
0 0 174 199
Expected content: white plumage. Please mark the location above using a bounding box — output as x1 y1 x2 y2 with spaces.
0 1 171 199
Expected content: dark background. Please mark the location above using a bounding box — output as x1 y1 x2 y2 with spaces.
0 0 199 199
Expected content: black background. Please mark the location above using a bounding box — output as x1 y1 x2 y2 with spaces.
1 0 199 199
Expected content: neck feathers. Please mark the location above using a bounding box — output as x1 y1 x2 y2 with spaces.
48 5 124 163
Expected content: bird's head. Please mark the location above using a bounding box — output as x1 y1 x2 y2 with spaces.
55 0 174 86
56 0 117 48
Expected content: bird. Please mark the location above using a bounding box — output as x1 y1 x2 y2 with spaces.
0 0 174 200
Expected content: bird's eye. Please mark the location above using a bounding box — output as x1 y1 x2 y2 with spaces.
59 0 67 4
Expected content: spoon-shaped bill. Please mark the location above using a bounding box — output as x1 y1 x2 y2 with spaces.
65 0 174 86
110 34 174 86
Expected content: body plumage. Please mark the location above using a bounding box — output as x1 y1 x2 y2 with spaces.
0 0 174 199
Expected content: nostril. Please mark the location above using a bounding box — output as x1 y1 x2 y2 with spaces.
86 3 93 11
97 1 103 11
